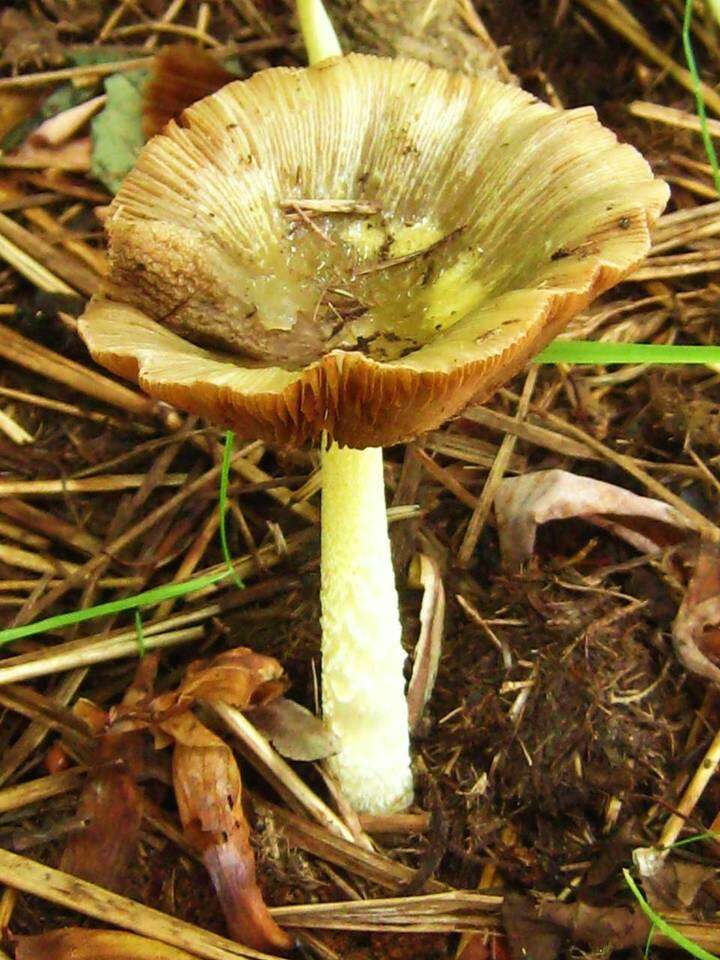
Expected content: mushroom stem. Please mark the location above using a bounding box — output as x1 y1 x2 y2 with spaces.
320 441 413 813
297 0 412 814
297 0 342 65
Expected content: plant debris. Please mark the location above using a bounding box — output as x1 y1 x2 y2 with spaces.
15 927 200 959
1 2 720 959
494 468 694 567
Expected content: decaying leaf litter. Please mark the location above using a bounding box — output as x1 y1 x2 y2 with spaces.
0 1 719 958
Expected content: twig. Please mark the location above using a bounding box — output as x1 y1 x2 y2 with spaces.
0 474 187 497
577 0 720 115
0 321 154 417
659 724 720 850
271 891 501 931
0 768 86 815
458 367 537 566
0 409 32 445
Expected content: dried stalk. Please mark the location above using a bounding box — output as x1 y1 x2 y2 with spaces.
0 409 32 445
459 368 537 565
578 0 720 115
271 891 501 932
0 321 153 417
0 474 187 498
631 100 720 137
253 797 445 894
0 768 86 815
0 627 205 686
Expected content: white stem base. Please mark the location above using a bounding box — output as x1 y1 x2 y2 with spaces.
320 442 413 814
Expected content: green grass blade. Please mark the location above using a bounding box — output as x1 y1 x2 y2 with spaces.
668 830 720 848
134 609 146 657
683 0 720 194
535 342 720 365
0 568 231 646
624 869 719 960
219 430 244 590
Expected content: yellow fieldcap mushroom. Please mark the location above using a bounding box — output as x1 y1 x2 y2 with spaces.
79 51 668 813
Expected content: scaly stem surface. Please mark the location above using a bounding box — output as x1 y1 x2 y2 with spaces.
320 443 413 813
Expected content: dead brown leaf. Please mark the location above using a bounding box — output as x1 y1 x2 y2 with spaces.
146 647 286 720
673 541 720 685
15 927 199 959
494 469 692 568
60 655 159 893
539 900 649 951
248 697 339 762
406 553 445 732
165 710 292 954
637 855 715 913
142 44 237 139
502 893 564 960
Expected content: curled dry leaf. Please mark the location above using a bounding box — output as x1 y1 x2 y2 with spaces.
249 697 339 762
142 43 236 139
632 848 714 913
502 893 563 960
15 927 199 959
538 900 650 951
163 710 292 954
61 655 158 893
406 553 445 732
494 469 692 568
97 647 289 951
148 647 286 719
673 541 720 685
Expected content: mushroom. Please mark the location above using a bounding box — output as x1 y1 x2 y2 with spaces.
78 9 668 814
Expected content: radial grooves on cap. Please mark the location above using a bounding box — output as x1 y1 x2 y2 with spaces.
80 54 669 449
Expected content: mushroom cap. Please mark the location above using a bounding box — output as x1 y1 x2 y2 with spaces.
79 54 668 448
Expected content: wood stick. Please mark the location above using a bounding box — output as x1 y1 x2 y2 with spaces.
253 796 444 893
0 499 102 555
525 402 720 543
0 520 50 551
0 384 142 430
659 724 720 850
0 474 187 497
0 408 32 445
0 767 86 815
461 405 598 460
271 891 501 932
0 212 101 297
0 627 205 686
0 667 87 786
0 233 75 294
415 449 478 510
631 100 720 138
459 368 537 566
